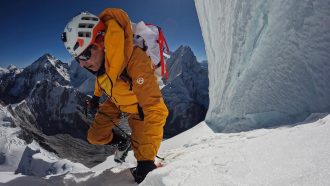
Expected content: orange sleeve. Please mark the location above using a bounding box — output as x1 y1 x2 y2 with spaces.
103 19 125 87
98 8 134 88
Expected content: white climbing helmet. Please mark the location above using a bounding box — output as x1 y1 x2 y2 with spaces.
61 12 105 57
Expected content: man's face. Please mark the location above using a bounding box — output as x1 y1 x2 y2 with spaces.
76 44 104 72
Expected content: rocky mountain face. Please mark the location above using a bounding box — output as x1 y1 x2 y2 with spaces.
0 55 113 167
0 54 92 140
162 46 209 138
27 80 89 139
0 54 70 104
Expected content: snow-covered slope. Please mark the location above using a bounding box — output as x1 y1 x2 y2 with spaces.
2 113 329 185
0 103 89 177
195 0 330 132
143 113 330 186
0 104 26 172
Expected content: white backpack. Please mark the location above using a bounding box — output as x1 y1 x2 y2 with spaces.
132 21 170 87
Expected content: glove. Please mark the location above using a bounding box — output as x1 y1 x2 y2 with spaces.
131 160 156 183
85 95 100 119
87 95 100 110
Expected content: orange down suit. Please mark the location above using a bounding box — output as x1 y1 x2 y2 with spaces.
86 8 168 161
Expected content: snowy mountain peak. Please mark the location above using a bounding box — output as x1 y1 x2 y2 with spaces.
32 53 55 66
37 53 52 59
176 45 194 55
165 45 199 83
0 54 71 104
7 64 18 71
0 65 22 77
26 53 70 83
171 45 196 63
30 54 69 79
161 45 209 137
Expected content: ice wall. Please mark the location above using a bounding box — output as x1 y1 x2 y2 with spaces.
195 0 330 132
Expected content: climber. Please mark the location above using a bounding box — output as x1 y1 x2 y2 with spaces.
61 8 168 183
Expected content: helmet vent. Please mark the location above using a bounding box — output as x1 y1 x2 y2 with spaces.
73 42 79 51
79 23 94 28
81 17 98 21
78 32 91 38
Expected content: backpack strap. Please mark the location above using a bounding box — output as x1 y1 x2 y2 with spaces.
157 27 170 79
145 24 170 79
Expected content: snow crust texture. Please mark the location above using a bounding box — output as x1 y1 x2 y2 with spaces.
143 114 330 186
195 0 330 132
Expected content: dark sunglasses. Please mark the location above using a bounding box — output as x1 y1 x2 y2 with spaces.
75 45 93 62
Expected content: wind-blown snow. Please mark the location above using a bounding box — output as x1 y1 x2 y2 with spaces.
195 0 330 132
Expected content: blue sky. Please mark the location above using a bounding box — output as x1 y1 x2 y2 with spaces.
0 0 206 68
